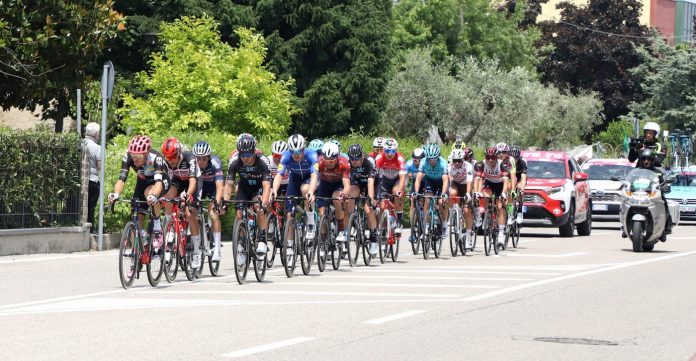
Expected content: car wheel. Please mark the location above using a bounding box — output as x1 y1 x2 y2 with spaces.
576 202 592 236
559 202 575 237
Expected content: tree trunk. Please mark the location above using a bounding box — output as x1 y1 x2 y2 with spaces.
54 91 68 133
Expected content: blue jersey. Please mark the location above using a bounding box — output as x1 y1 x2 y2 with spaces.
405 159 420 178
278 149 319 179
418 157 448 180
200 155 224 185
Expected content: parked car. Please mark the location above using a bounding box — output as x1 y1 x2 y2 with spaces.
665 165 696 220
521 150 592 237
581 158 635 221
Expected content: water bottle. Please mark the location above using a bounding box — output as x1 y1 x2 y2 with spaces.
389 213 396 230
248 217 255 229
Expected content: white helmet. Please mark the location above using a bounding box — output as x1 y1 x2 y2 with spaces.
644 122 660 138
287 134 306 151
272 140 288 155
321 142 340 158
450 149 465 161
384 138 398 151
372 137 385 147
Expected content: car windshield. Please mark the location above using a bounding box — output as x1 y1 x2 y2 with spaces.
583 164 634 181
673 173 696 187
527 160 566 179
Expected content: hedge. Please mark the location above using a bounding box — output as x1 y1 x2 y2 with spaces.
0 127 81 229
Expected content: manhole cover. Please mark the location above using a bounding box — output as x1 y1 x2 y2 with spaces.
534 337 618 346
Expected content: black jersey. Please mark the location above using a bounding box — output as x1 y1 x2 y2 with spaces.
227 154 272 188
167 151 199 182
119 150 168 183
350 156 377 185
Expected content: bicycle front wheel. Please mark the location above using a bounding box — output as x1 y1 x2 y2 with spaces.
411 210 422 255
163 221 179 283
146 230 164 287
317 215 329 272
300 220 315 275
232 220 250 284
266 216 279 268
346 212 359 267
449 208 460 257
119 222 138 289
378 212 389 264
281 218 298 278
433 218 443 259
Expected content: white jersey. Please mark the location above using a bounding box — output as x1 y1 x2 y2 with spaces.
448 161 474 185
476 159 511 184
268 160 289 185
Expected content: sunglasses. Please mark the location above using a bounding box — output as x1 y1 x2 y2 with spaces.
292 150 304 156
131 154 146 161
165 155 178 161
384 149 396 155
272 154 282 160
452 159 463 164
485 156 497 161
240 151 254 158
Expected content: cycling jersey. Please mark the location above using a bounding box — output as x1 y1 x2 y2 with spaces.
418 157 448 180
269 159 289 185
350 156 377 187
318 155 351 183
515 158 528 178
226 154 272 189
167 151 200 182
277 149 319 178
405 159 420 178
448 161 474 185
118 150 168 183
200 155 224 185
475 159 511 184
375 152 407 180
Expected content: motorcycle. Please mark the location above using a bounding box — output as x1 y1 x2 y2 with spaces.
618 168 671 252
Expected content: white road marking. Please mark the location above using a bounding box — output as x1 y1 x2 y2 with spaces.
221 337 316 358
140 290 462 298
255 281 499 289
365 310 426 325
506 252 588 258
464 250 696 302
0 253 110 264
589 232 613 236
667 236 696 240
351 264 603 271
315 275 535 281
345 269 562 276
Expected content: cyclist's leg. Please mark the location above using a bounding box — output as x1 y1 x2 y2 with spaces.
202 183 222 259
252 191 269 253
492 183 506 244
299 175 316 239
331 186 347 239
284 175 303 245
390 180 405 226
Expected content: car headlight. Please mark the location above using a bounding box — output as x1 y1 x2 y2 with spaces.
547 185 565 195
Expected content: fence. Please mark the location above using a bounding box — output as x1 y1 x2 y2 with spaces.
0 130 82 229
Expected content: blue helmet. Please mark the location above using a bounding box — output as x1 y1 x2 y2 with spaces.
192 141 211 157
423 144 441 159
308 139 324 152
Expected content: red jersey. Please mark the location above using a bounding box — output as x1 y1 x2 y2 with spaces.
318 155 351 183
375 152 406 180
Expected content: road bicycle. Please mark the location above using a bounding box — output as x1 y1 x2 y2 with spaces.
316 197 345 271
449 195 475 257
479 193 507 256
346 196 372 266
409 196 424 255
276 196 310 277
226 199 267 284
415 194 445 260
265 199 285 269
376 194 401 263
160 198 196 282
197 200 219 277
505 191 523 249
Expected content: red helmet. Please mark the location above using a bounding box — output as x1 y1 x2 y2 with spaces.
462 147 474 160
162 137 181 159
485 147 497 159
128 135 151 154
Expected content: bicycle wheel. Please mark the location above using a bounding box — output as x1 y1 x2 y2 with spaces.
512 221 521 248
331 219 342 270
119 222 138 289
390 221 400 262
362 228 373 266
207 224 220 276
346 212 359 267
482 212 491 257
195 222 206 278
449 208 460 257
300 220 315 275
253 233 267 283
410 210 422 255
163 221 179 283
266 216 278 268
317 215 329 272
433 218 443 259
281 218 298 278
378 212 389 264
183 235 196 281
146 230 165 287
232 219 250 284
421 213 431 260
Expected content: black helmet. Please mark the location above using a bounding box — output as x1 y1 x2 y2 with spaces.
237 134 256 153
347 144 363 159
509 145 521 159
639 148 655 160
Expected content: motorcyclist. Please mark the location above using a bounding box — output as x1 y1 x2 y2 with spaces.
636 148 672 238
628 122 667 167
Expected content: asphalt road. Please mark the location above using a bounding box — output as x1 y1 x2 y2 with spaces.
2 222 696 361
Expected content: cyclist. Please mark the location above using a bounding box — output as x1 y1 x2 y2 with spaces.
448 138 466 162
496 142 516 225
628 122 667 167
228 133 264 163
375 138 407 229
346 143 379 255
370 137 385 160
108 135 169 256
327 139 349 159
316 142 352 243
474 146 511 247
224 134 273 255
463 147 477 169
413 144 450 239
270 140 289 196
192 140 224 261
161 137 203 268
406 147 424 243
271 134 320 248
510 145 527 224
308 139 324 156
448 148 475 249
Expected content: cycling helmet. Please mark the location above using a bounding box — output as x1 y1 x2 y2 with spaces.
328 139 341 151
462 147 474 160
412 147 425 160
308 139 324 152
423 144 441 158
236 134 256 152
384 138 398 151
271 140 288 155
373 137 385 148
452 138 465 151
322 142 340 158
639 148 656 160
162 137 182 158
287 134 306 151
450 149 465 161
644 122 660 138
192 141 211 157
509 145 521 159
348 144 364 159
485 146 497 159
495 142 510 154
237 132 252 141
128 135 151 154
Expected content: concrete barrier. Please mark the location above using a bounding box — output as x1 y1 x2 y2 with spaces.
0 227 90 256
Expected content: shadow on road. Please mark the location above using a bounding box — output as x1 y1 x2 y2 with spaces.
619 248 678 253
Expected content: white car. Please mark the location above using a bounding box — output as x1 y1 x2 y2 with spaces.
581 158 635 221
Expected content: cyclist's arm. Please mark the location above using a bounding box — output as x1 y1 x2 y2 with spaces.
414 172 423 194
260 156 272 205
224 158 238 201
368 177 376 201
441 174 449 193
114 180 126 195
186 156 198 197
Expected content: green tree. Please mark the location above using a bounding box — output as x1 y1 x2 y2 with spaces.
631 38 696 130
254 0 394 137
119 17 296 138
392 0 541 71
381 48 602 148
537 0 650 131
0 0 124 132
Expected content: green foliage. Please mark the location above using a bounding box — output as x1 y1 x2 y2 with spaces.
631 38 696 130
119 17 297 139
537 0 650 129
0 0 125 132
0 128 81 228
381 48 602 149
594 119 633 148
392 0 541 71
255 0 394 137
